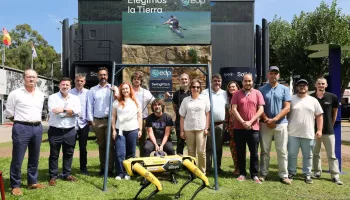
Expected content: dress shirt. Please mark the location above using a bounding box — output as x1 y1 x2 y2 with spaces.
135 88 155 119
70 87 89 128
179 94 210 131
4 87 45 122
202 88 228 122
48 92 81 128
87 84 112 121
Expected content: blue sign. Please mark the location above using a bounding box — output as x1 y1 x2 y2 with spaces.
149 80 172 91
150 68 173 80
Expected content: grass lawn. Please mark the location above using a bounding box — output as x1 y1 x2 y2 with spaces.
0 138 349 199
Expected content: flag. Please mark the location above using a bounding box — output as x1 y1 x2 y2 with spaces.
31 43 37 58
2 28 11 47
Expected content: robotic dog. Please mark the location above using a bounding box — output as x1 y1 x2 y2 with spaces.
123 153 209 200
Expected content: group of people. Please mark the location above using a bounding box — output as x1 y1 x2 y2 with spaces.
5 66 343 196
172 67 343 186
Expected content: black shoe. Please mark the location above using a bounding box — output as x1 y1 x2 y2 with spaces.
288 174 295 180
80 169 89 175
332 177 343 185
304 176 313 184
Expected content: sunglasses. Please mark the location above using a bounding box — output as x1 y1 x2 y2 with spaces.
191 86 201 89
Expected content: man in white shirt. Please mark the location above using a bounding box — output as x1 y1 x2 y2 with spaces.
4 69 45 196
131 71 155 157
202 74 228 174
47 77 81 186
287 79 323 184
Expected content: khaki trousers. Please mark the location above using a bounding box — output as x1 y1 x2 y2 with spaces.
92 118 114 172
313 134 340 178
185 130 207 174
260 123 288 178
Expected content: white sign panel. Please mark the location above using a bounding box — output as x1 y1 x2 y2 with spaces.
0 69 6 94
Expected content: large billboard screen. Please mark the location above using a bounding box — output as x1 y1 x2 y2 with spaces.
123 0 211 44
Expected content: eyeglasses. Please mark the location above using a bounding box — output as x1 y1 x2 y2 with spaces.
191 86 201 89
25 76 37 79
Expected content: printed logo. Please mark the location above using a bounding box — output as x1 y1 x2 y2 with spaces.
150 68 172 79
181 0 190 6
157 93 165 99
152 70 160 77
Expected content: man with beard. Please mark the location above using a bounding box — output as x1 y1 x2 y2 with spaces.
143 98 176 183
47 77 81 186
202 74 228 174
130 71 155 157
70 73 90 175
87 67 114 176
5 69 46 196
172 73 190 155
143 98 175 156
287 79 323 184
259 66 292 185
310 78 343 185
232 73 265 184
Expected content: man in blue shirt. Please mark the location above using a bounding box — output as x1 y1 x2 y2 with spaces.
87 67 114 176
259 66 292 185
70 73 89 175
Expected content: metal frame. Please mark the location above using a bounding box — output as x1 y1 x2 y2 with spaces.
102 62 220 192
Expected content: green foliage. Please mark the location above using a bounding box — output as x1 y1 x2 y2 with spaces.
269 0 350 92
0 24 61 78
188 48 198 63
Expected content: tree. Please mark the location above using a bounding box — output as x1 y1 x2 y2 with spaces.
0 24 62 78
269 0 350 93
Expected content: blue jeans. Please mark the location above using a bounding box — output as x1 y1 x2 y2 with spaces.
115 129 138 177
287 136 314 176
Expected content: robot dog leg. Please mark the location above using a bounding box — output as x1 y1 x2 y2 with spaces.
132 163 162 200
175 159 209 200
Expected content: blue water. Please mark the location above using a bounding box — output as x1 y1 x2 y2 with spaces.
123 11 210 44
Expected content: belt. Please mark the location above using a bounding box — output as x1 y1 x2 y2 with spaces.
214 121 224 126
50 126 75 132
14 121 41 126
94 117 108 120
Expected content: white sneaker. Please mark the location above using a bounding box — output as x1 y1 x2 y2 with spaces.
115 176 122 180
124 175 131 180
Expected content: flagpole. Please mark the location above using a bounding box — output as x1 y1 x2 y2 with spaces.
2 46 4 69
31 54 33 69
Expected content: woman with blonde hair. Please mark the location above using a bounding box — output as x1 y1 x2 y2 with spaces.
179 79 210 174
111 82 142 180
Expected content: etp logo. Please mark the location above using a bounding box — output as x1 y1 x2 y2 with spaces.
150 68 173 79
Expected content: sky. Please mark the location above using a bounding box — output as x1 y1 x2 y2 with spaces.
1 0 350 53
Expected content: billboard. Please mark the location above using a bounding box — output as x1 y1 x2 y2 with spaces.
123 0 211 44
